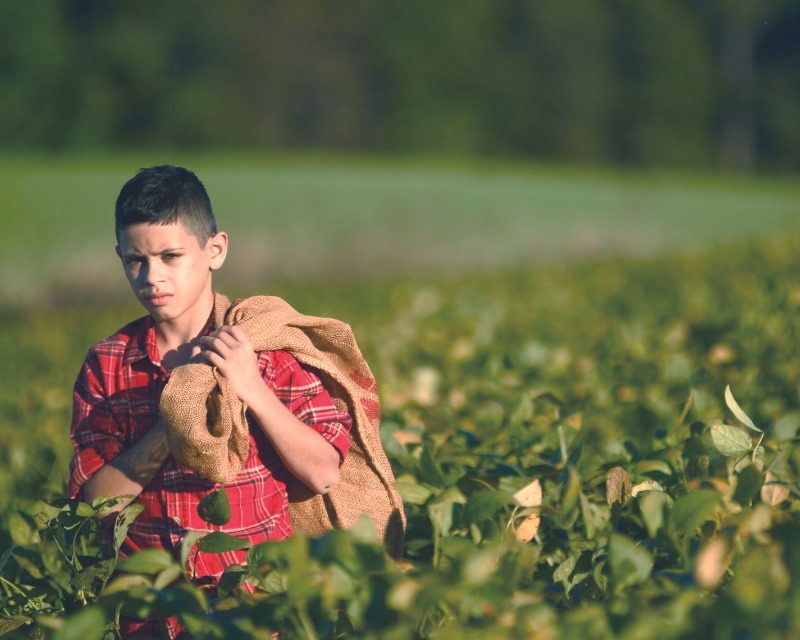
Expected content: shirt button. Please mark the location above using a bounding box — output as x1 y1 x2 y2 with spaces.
165 460 174 470
173 516 181 525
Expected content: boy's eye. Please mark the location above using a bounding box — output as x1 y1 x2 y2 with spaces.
163 254 181 260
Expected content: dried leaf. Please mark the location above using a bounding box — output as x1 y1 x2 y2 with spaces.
513 479 542 508
606 467 632 506
0 615 32 636
761 471 791 506
515 513 540 542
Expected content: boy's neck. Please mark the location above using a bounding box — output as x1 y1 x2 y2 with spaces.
152 288 215 368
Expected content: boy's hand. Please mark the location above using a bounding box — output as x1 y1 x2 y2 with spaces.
199 326 265 406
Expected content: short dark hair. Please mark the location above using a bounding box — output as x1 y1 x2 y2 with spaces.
115 165 217 246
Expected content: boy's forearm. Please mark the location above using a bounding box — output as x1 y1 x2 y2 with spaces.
247 389 341 495
83 420 171 519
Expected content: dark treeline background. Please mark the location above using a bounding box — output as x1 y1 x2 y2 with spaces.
2 0 800 170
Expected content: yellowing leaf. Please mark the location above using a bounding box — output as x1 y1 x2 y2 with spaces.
631 480 664 497
725 385 762 433
694 537 729 590
513 479 542 507
761 472 791 507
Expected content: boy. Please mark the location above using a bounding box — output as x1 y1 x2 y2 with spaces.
68 165 356 637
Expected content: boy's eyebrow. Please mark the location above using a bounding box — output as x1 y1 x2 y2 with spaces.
122 247 185 259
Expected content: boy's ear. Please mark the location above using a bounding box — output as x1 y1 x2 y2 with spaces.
207 232 228 270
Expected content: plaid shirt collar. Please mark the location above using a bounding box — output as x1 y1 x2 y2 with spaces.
121 311 215 369
121 314 159 368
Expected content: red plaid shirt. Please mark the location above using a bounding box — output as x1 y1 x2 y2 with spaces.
68 309 351 599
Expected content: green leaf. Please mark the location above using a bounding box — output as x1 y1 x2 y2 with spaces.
561 466 581 514
197 531 252 554
734 446 765 473
633 460 673 477
685 455 709 480
419 445 445 487
733 465 763 507
510 393 533 426
7 513 33 546
593 560 608 594
0 545 15 576
775 415 800 442
394 481 433 505
40 498 74 509
638 490 669 538
92 495 133 515
52 606 106 640
181 531 205 570
428 486 466 536
114 503 147 552
580 493 609 539
118 549 176 575
671 489 721 536
70 559 116 592
709 423 752 456
153 564 184 590
725 385 762 433
609 534 653 587
76 503 96 518
460 490 513 527
553 550 593 594
217 564 247 598
164 582 208 618
100 574 152 596
197 487 231 526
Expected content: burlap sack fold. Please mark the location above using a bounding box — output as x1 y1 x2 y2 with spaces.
160 294 405 557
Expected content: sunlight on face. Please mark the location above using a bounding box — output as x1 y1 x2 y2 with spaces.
116 222 226 325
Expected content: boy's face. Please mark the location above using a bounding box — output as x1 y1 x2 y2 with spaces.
116 222 227 324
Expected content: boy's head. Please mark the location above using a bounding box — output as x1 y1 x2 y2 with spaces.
115 165 227 324
115 165 216 246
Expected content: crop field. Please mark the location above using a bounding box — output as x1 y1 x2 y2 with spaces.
3 158 800 639
2 152 800 309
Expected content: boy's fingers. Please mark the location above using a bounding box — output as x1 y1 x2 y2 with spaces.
228 326 252 348
202 335 233 354
210 327 251 348
201 349 225 369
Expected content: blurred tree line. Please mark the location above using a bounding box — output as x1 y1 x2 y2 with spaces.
2 0 799 170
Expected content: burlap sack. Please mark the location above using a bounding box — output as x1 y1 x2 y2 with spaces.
160 294 405 557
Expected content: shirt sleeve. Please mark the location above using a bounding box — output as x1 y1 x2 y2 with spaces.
267 351 352 466
68 349 126 499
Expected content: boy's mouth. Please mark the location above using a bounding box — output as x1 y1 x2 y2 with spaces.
146 293 173 306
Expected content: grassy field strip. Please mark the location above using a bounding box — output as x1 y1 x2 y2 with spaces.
2 155 799 308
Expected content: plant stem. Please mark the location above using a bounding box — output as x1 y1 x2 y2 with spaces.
192 524 209 581
0 576 30 601
297 603 319 640
71 518 90 573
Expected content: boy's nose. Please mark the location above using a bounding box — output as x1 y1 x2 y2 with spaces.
141 259 165 284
